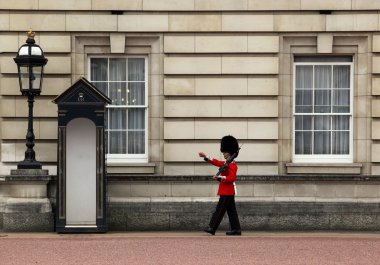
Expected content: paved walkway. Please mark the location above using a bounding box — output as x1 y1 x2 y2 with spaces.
1 232 380 264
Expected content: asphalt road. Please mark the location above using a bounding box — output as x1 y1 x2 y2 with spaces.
1 232 380 265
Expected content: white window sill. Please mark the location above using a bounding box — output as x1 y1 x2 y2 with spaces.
286 163 362 175
106 163 156 174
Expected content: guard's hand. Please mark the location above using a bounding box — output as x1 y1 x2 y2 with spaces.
198 152 206 158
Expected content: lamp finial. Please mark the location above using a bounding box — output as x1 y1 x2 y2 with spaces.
27 28 35 39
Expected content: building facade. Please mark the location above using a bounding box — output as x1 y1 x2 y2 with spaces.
1 0 380 231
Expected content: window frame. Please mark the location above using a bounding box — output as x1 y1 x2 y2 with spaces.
292 61 354 163
88 55 149 163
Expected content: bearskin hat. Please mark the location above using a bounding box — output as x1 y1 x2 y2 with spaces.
220 135 239 156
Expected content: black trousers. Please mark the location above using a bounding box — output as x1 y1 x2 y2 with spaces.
209 195 241 231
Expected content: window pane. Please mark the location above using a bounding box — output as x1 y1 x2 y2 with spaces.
128 58 145 81
332 131 349 154
314 115 330 130
314 65 331 88
128 109 145 130
295 131 312 154
295 115 312 130
128 131 145 154
296 65 313 89
333 65 350 88
109 82 127 105
333 89 350 113
109 58 126 81
314 132 331 154
332 116 349 130
108 109 126 130
109 131 127 154
128 82 145 105
314 90 331 113
295 89 312 113
91 58 108 81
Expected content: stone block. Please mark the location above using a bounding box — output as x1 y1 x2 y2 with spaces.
39 0 91 10
130 183 171 197
373 57 380 74
0 0 38 9
238 143 278 162
164 142 217 162
164 99 221 117
248 0 300 10
1 97 16 117
195 35 247 53
195 77 247 95
300 0 351 10
1 120 38 140
222 57 279 74
274 14 325 32
248 78 278 95
195 120 247 139
372 78 380 95
372 120 380 139
118 14 168 32
195 0 247 10
164 163 195 175
373 36 380 53
164 119 194 139
39 34 71 53
355 185 379 198
143 0 194 10
42 77 72 96
317 34 333 53
164 35 195 53
66 14 117 31
164 77 195 96
274 184 295 197
372 144 380 162
164 56 221 75
92 0 142 10
353 0 380 10
0 12 9 30
0 77 19 95
0 56 17 74
171 183 214 197
43 57 71 74
222 14 273 31
248 36 279 53
10 13 65 31
1 143 16 162
221 99 278 117
0 34 18 52
372 98 380 117
235 183 254 197
326 14 378 32
248 120 278 139
169 14 221 32
40 120 58 139
248 164 278 175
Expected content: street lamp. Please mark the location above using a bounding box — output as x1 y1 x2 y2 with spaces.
14 29 48 169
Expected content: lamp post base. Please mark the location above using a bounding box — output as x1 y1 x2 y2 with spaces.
17 160 42 169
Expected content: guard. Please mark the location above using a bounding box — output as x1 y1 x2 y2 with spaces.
198 135 242 236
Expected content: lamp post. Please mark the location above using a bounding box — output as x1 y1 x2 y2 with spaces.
14 29 48 169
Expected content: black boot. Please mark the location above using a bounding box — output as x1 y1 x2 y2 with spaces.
204 227 216 235
226 230 241 236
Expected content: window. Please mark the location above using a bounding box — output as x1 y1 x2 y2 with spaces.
89 57 148 163
293 58 353 163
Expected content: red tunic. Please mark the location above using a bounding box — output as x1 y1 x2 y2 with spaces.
208 158 237 196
